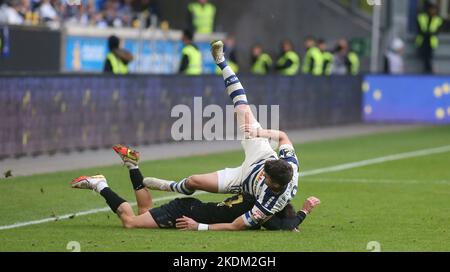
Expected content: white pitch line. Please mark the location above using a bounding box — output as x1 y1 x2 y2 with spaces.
1 144 450 231
302 177 450 185
0 192 206 231
300 145 450 177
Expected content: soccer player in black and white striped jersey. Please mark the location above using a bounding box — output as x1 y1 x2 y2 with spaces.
144 41 302 231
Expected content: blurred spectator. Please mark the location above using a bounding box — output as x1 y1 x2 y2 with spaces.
17 0 31 21
416 2 443 74
302 36 323 76
117 0 133 26
93 12 108 28
103 35 133 74
250 44 272 75
0 0 164 28
178 29 202 75
0 0 25 24
187 0 216 34
318 39 333 76
331 38 360 75
102 0 122 27
63 0 92 26
384 37 405 74
38 0 58 22
275 39 300 76
132 0 161 28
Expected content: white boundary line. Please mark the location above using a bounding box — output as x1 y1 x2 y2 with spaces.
303 177 450 184
0 192 206 231
301 145 450 177
1 144 450 231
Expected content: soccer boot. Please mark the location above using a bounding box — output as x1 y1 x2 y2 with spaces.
70 175 108 193
210 40 225 63
112 144 140 167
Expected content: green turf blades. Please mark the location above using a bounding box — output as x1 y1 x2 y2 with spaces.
0 126 449 251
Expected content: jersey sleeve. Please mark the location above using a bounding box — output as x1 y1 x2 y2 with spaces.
262 211 307 230
241 187 292 227
278 144 299 172
241 202 274 227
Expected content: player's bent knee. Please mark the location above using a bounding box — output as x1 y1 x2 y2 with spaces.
185 176 198 189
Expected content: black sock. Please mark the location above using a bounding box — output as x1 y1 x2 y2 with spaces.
99 187 127 213
129 168 145 191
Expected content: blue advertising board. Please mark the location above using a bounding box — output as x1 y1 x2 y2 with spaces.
363 75 450 123
65 35 216 74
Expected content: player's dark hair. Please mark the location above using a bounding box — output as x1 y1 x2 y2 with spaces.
108 35 120 51
264 159 293 187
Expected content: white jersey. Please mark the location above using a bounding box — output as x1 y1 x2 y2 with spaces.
241 144 299 227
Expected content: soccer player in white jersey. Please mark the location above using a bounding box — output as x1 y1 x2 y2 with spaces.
145 40 300 231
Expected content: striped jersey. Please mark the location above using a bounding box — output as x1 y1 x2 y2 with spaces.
242 144 299 227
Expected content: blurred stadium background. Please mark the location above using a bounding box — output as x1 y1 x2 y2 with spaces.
0 0 450 252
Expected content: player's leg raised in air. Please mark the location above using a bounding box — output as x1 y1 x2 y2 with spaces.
211 40 259 131
143 40 267 195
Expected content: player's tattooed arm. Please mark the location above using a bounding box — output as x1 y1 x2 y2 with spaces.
241 125 293 147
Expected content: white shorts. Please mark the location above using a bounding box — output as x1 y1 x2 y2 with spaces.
217 137 277 193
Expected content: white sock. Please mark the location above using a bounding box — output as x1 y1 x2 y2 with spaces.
216 55 225 64
220 65 248 107
96 182 108 193
125 162 138 170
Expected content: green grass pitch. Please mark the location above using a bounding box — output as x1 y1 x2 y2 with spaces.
0 126 449 252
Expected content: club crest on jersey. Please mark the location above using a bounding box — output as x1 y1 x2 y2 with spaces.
256 171 265 183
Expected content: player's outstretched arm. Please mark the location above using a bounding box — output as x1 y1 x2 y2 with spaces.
242 125 293 147
176 215 248 231
263 197 321 231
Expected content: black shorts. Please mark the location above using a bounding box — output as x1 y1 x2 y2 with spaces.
149 197 201 228
149 194 256 229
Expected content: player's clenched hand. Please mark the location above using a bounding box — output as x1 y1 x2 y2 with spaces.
176 216 199 230
301 196 321 214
